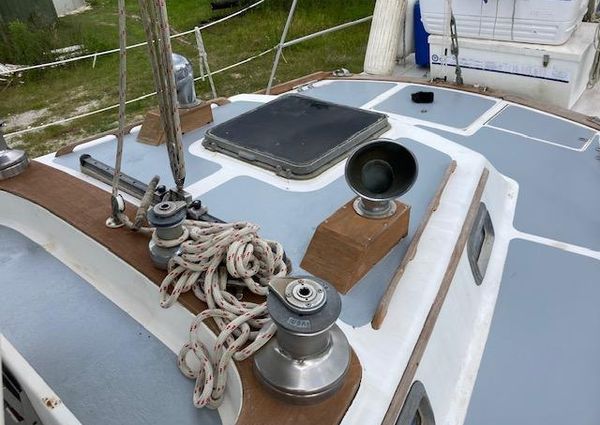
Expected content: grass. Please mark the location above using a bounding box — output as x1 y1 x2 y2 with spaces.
1 0 375 157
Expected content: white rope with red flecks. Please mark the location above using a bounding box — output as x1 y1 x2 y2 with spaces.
158 220 288 408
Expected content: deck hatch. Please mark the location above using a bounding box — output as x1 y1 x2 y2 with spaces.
203 94 389 179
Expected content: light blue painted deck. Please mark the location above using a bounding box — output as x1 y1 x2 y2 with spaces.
0 226 221 425
488 105 595 149
374 85 497 129
301 81 397 108
4 79 599 424
199 137 452 326
465 240 600 425
53 101 261 188
422 127 600 251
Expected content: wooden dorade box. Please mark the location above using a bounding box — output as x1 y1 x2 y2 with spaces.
137 102 213 146
301 199 410 294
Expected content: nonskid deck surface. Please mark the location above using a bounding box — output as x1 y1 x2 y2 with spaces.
294 80 396 108
30 79 600 423
199 138 451 326
374 86 497 129
464 240 600 425
422 125 600 251
0 226 221 425
487 105 595 149
52 101 262 188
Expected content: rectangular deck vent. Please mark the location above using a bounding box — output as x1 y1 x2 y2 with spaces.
203 94 389 179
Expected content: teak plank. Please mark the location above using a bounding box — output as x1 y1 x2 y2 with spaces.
372 161 457 329
138 102 214 146
302 200 410 294
255 71 331 95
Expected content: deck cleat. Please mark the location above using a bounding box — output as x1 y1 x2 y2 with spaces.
254 276 351 404
147 200 188 270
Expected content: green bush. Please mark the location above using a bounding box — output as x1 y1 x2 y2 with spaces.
0 21 54 64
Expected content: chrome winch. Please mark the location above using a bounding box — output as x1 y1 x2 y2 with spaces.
254 276 351 403
146 200 187 270
172 53 199 109
0 121 29 181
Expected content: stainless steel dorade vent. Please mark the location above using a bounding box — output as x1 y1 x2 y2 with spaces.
172 53 199 108
254 276 351 403
0 121 29 181
345 139 418 219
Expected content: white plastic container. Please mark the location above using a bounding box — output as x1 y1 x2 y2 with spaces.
429 23 598 108
420 0 588 45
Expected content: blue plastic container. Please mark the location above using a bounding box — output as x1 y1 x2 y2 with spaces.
414 1 430 67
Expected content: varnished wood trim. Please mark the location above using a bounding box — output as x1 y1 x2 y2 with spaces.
381 168 489 425
54 97 230 157
255 71 331 95
371 160 457 330
329 74 600 131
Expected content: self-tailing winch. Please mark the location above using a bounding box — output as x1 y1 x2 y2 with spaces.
0 121 29 181
146 200 187 270
254 276 351 403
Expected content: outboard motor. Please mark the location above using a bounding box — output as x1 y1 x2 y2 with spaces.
172 53 199 108
254 276 351 403
0 121 29 181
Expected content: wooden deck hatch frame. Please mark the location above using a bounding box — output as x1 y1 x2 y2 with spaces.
0 162 362 425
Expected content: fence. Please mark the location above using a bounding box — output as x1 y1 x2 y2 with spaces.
3 0 372 139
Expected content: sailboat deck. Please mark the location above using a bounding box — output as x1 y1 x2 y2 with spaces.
1 78 599 424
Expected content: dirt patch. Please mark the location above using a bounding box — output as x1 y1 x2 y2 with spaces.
5 108 52 130
60 5 92 17
72 98 107 115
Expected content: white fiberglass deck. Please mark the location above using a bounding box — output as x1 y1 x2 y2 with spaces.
6 78 599 425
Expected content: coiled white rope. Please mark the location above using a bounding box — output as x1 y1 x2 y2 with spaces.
158 220 288 408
